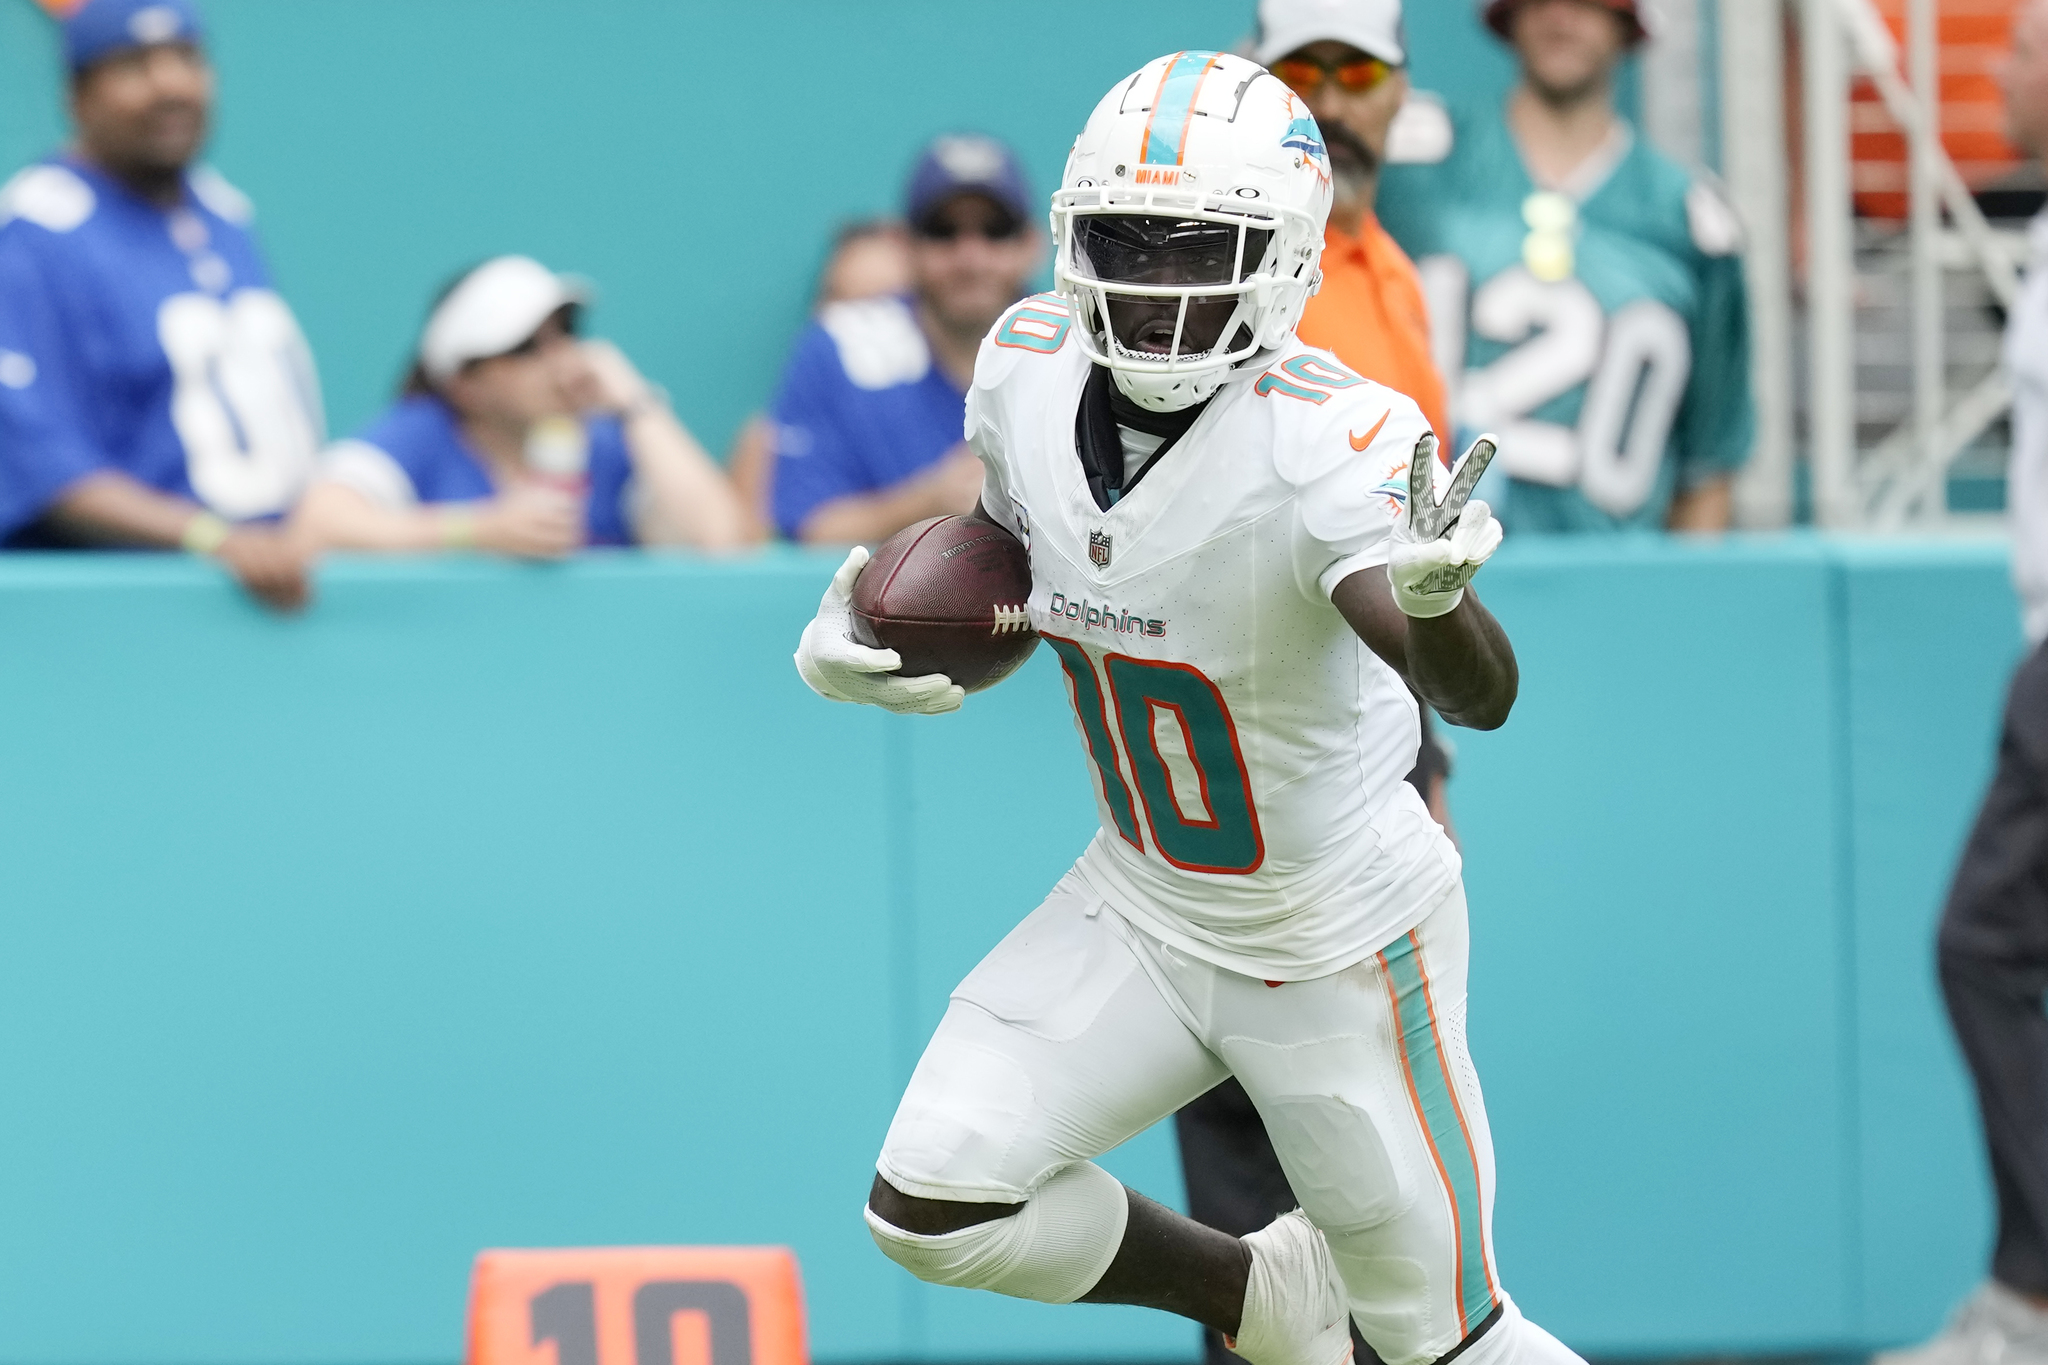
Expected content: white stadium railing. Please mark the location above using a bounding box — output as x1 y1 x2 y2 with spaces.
1709 0 2023 528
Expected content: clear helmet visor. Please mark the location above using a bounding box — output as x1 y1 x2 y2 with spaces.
1068 214 1275 363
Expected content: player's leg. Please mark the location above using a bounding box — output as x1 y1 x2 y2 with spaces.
1175 1081 1386 1365
1221 887 1585 1365
866 876 1239 1321
866 879 1353 1360
1174 1079 1305 1365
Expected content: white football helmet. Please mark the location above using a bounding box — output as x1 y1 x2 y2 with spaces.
1051 51 1334 412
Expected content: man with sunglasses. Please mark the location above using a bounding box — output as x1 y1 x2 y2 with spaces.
1255 0 1449 444
1376 0 1753 533
0 0 321 609
769 134 1043 543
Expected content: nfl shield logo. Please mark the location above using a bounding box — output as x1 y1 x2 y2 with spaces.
1089 530 1112 568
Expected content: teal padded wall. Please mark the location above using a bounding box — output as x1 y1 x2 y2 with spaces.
0 0 1603 457
0 537 2022 1364
1451 539 1855 1351
1839 541 2020 1338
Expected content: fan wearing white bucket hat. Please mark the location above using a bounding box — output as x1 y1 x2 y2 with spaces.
291 256 750 557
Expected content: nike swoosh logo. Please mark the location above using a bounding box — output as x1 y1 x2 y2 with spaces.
1349 410 1390 451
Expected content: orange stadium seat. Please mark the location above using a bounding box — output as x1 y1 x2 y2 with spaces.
466 1247 808 1365
1851 0 2028 217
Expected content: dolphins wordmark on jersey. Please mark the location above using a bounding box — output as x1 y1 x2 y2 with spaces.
962 293 1464 981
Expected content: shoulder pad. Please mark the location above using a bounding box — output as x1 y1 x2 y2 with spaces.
1385 91 1453 166
972 292 1078 394
818 296 931 391
189 165 254 225
1685 177 1744 257
988 292 1076 356
0 165 96 234
1257 344 1432 486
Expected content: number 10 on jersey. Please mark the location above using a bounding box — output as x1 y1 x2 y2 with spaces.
1044 635 1265 875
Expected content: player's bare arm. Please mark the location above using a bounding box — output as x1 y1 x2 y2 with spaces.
1334 568 1517 729
1333 432 1517 730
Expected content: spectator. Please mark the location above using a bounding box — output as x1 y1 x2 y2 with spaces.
728 220 912 538
291 257 749 557
1256 0 1450 441
1376 0 1753 533
0 0 320 609
770 135 1042 543
1878 5 2048 1363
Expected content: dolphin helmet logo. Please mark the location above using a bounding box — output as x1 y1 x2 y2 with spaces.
1280 116 1327 164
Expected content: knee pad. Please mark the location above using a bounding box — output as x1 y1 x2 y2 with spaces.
864 1160 1129 1304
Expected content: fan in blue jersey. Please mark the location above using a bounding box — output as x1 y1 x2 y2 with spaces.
0 0 319 607
290 257 751 557
769 134 1043 543
1376 0 1754 534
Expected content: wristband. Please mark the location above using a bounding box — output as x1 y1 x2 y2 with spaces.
180 511 231 556
622 385 671 423
440 509 478 550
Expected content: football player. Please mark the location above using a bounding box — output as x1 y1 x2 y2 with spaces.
795 52 1583 1365
1375 0 1753 533
0 0 321 608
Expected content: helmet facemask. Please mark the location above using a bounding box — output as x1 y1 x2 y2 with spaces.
1056 200 1306 412
1073 215 1273 364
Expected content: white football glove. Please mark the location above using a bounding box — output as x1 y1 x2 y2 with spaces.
794 546 965 716
1388 432 1504 619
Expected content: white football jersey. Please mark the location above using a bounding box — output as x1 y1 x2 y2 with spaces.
969 294 1463 981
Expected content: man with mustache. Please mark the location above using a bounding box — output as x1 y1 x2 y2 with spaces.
1255 0 1451 445
0 0 320 608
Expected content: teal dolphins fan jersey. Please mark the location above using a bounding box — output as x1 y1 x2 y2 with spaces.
1377 103 1754 532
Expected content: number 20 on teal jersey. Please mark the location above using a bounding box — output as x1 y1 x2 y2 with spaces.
1044 635 1265 875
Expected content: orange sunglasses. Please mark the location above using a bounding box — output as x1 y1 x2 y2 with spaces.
1270 55 1397 96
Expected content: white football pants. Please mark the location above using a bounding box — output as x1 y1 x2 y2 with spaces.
878 873 1568 1365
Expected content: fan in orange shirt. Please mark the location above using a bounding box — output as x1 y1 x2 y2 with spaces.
1255 0 1451 443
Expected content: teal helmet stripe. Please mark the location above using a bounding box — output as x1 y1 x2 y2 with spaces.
1140 51 1223 166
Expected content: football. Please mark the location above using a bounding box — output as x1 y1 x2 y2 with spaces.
850 515 1038 692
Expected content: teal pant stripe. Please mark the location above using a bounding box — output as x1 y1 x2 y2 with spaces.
1141 51 1216 165
1381 931 1496 1331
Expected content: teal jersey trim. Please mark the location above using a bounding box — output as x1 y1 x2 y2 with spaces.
1378 929 1498 1334
1141 52 1220 166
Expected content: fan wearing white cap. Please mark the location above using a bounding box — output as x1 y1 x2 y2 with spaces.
292 257 750 557
1248 0 1451 482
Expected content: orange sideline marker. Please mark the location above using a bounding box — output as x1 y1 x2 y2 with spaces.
467 1246 807 1365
